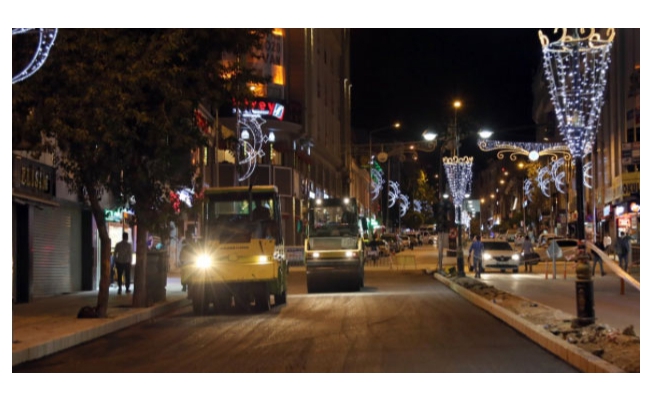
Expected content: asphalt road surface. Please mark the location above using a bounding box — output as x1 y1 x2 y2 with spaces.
14 269 578 373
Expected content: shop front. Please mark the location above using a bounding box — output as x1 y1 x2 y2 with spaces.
12 154 87 302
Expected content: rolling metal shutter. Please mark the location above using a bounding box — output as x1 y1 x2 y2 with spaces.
31 204 81 296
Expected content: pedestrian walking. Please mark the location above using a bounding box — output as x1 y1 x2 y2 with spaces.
468 235 484 279
592 240 606 277
521 236 535 273
615 231 631 272
114 232 133 295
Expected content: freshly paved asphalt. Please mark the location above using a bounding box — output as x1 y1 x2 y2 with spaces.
11 246 640 369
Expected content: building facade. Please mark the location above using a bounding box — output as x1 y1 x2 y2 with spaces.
204 28 353 249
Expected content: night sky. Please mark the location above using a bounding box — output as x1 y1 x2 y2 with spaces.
350 28 545 172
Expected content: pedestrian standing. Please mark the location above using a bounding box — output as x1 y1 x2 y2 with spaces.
592 240 606 277
114 232 133 295
521 236 535 273
468 235 484 279
615 231 631 272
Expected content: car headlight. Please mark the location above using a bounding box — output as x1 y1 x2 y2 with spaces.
196 254 212 269
512 254 520 261
483 253 491 261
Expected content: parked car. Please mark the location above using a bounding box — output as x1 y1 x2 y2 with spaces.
544 238 579 260
365 239 390 258
536 233 563 249
406 232 422 246
505 229 518 242
480 239 521 273
381 234 402 253
399 235 412 249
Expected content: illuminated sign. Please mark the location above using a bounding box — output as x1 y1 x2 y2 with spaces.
12 155 55 197
234 99 286 121
603 205 611 217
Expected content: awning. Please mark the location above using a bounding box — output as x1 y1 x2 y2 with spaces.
13 191 59 207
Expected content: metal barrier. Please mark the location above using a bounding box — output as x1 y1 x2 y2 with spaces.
586 241 640 293
391 254 417 270
285 246 305 266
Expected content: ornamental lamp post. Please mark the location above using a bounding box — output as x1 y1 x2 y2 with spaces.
540 28 615 327
443 155 473 277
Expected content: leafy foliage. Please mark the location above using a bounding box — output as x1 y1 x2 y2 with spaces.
13 28 272 309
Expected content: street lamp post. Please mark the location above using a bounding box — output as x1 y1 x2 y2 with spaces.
367 122 401 236
452 100 466 277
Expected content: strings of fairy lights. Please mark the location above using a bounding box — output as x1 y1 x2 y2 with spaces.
443 156 474 222
539 28 615 159
12 28 58 84
399 194 410 217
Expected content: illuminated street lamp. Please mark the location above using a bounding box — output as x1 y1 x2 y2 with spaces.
443 155 473 277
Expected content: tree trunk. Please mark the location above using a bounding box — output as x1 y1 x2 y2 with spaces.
87 189 111 318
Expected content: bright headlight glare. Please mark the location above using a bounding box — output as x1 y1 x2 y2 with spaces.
512 254 520 261
257 255 269 263
197 254 212 269
312 252 320 258
483 254 491 261
345 251 354 258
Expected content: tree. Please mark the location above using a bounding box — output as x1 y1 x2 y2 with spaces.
13 29 271 313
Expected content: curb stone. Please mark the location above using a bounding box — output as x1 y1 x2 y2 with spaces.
433 273 624 373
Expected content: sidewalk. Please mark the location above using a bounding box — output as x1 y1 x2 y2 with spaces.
12 271 190 367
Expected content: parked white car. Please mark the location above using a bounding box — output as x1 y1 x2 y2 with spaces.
545 238 579 260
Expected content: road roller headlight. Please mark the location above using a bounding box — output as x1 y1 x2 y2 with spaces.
345 251 355 258
197 254 212 269
257 255 269 264
312 252 320 258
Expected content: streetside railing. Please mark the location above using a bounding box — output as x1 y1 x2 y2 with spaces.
586 241 640 293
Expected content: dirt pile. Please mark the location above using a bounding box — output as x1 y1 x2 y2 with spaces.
450 276 640 373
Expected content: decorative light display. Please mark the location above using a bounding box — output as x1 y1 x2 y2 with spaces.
524 178 534 202
550 158 567 193
540 28 614 242
583 161 593 189
536 164 551 198
399 194 410 217
413 200 422 213
387 180 400 208
443 156 473 207
370 168 384 201
539 28 615 158
236 112 271 182
12 28 58 84
478 139 571 162
461 210 471 229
